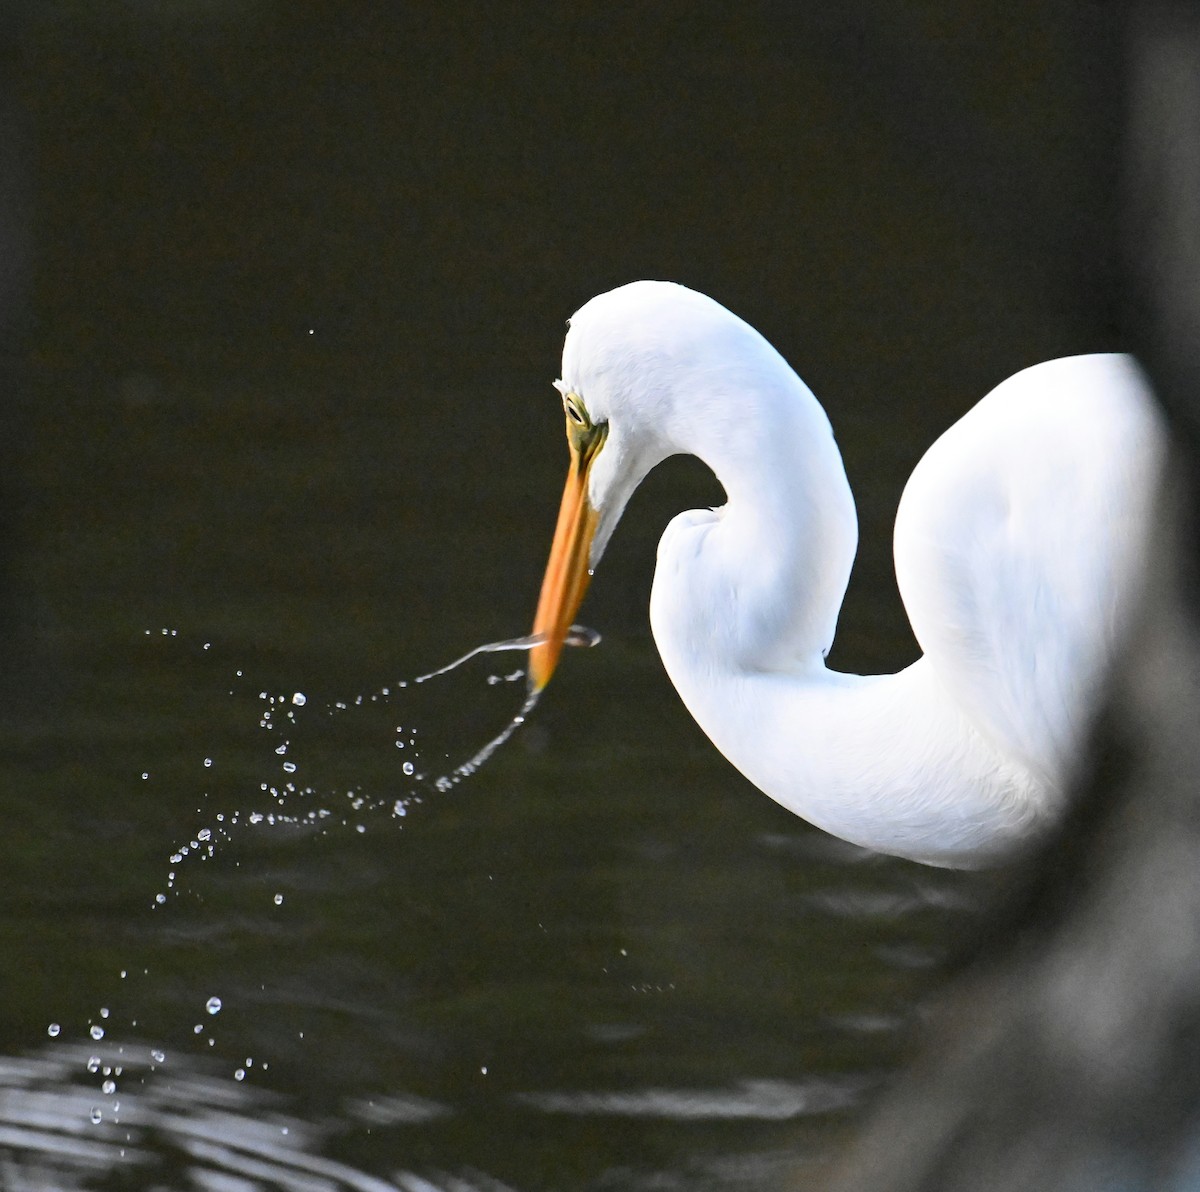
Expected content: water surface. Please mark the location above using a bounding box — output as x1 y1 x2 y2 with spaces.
0 372 1000 1191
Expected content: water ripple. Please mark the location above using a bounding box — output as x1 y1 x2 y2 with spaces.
516 1076 869 1121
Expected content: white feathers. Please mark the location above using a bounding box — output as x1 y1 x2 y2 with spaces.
559 282 1165 866
894 354 1163 792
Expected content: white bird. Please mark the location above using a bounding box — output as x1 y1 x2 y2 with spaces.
527 282 1165 867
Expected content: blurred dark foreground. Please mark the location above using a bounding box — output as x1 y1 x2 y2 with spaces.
827 6 1200 1189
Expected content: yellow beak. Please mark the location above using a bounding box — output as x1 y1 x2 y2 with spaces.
529 433 603 691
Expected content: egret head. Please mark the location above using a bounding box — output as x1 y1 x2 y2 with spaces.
528 280 760 689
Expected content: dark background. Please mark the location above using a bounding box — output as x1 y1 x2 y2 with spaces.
7 1 1127 678
0 4 1140 1189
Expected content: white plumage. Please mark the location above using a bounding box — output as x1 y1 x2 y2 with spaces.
529 282 1165 867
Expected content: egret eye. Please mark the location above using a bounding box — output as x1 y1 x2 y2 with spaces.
564 395 588 426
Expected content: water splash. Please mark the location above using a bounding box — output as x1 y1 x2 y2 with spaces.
107 622 604 1097
150 623 601 905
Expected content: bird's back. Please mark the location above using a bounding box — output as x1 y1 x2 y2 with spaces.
893 354 1164 792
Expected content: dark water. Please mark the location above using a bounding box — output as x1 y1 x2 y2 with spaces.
0 373 992 1191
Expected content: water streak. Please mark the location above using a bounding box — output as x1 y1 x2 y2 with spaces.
412 623 601 684
419 624 599 790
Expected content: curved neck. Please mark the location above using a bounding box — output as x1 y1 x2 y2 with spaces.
652 369 859 673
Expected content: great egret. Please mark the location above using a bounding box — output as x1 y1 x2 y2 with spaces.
527 282 1165 867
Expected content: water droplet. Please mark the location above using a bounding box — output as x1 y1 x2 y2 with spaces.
99 1007 109 1019
249 812 263 824
155 893 166 904
273 893 284 906
393 800 407 817
141 772 149 780
102 1079 116 1095
203 758 213 768
206 996 222 1015
150 1049 165 1064
291 692 306 706
402 761 415 776
47 1023 60 1037
87 1056 101 1072
234 1068 246 1081
90 1025 104 1040
274 744 288 756
197 828 211 842
282 761 297 773
90 1107 102 1125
